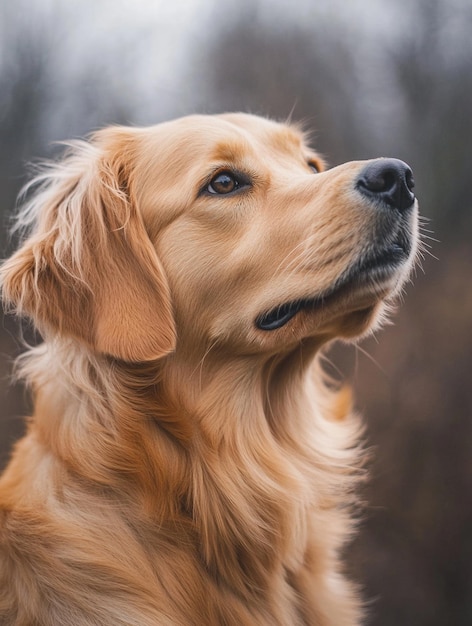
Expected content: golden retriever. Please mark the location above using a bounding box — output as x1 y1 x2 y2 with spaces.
0 113 418 625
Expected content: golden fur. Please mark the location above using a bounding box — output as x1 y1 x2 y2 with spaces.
0 114 418 625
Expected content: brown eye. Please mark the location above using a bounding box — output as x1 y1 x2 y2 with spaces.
207 171 239 195
308 161 320 173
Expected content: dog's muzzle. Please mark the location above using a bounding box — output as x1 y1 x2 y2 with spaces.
256 158 417 332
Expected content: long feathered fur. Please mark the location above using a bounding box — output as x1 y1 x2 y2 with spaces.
0 113 417 625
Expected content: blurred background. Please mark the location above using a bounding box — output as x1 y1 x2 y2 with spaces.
1 0 471 623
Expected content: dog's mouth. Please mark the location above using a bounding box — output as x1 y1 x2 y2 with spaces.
256 237 411 331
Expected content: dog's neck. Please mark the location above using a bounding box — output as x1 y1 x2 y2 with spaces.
26 338 359 594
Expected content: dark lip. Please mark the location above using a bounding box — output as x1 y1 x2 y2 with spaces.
256 240 410 331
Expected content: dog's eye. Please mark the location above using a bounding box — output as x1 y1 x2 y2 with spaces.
207 171 241 195
308 161 320 173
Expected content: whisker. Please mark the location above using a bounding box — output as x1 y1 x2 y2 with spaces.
319 350 345 381
354 343 388 376
268 234 317 282
419 234 440 243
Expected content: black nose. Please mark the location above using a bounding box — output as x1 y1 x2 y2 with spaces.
356 158 415 212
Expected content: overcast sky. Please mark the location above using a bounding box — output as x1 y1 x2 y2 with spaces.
1 0 414 131
1 0 471 155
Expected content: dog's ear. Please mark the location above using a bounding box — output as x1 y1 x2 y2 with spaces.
0 128 176 362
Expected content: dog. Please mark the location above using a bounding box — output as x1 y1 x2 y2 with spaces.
0 113 418 625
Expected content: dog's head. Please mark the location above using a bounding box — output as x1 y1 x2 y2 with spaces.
1 114 418 361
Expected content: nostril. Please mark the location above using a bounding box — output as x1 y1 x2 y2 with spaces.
357 158 415 212
365 168 397 194
405 167 415 194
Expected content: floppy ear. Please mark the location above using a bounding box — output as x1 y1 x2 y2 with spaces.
0 129 176 362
